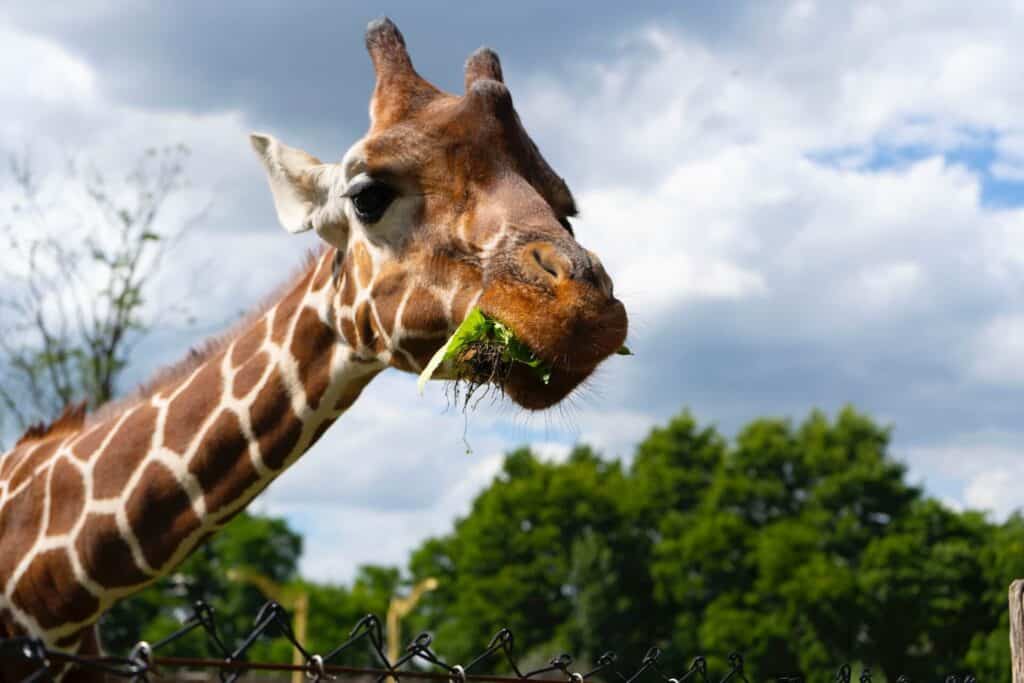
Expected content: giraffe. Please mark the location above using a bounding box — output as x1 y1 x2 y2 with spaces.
0 18 628 681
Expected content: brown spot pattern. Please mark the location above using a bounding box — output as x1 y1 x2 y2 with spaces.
163 361 222 455
340 270 357 309
10 549 99 629
69 424 107 462
92 404 159 500
402 288 448 334
233 350 270 399
370 268 407 334
355 301 378 350
353 241 374 288
271 275 310 346
75 513 149 588
47 458 85 537
311 249 335 291
291 307 336 410
125 461 201 571
0 448 23 479
401 336 447 369
249 369 303 470
188 410 259 516
7 439 61 491
0 477 44 585
341 318 358 349
334 381 370 413
231 324 265 367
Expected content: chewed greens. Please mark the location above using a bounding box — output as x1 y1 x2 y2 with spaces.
417 307 630 394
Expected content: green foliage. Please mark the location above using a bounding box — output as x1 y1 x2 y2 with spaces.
408 407 1022 681
300 565 400 662
409 446 648 669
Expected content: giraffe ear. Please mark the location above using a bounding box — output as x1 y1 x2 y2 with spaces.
250 133 340 236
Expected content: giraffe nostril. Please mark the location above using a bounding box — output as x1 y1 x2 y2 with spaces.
521 241 572 284
532 247 559 279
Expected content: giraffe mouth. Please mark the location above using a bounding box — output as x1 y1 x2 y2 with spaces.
478 296 629 411
444 342 577 412
418 308 553 398
417 304 629 411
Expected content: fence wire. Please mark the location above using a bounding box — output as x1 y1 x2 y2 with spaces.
0 600 978 683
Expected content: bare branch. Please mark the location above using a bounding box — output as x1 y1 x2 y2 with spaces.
0 144 202 433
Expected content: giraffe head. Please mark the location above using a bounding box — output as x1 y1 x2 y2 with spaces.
250 18 627 410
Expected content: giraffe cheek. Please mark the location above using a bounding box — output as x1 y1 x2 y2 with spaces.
369 267 408 334
401 287 449 335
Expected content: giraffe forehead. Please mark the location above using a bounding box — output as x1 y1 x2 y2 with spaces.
360 94 576 219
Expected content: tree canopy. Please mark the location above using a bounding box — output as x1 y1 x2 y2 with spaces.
408 408 1023 681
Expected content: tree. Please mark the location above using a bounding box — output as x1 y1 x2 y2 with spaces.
409 408 1023 681
0 144 202 441
964 513 1024 680
409 447 643 670
647 408 996 680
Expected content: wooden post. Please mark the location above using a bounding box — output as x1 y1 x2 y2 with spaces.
1011 580 1024 683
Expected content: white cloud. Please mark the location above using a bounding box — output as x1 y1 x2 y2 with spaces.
904 436 1024 520
964 469 1021 517
969 315 1024 385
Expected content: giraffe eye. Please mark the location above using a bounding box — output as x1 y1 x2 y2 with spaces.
347 179 395 224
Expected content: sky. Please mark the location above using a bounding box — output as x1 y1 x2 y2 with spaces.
3 1 1024 582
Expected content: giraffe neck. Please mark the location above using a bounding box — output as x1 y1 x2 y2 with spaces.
0 248 383 643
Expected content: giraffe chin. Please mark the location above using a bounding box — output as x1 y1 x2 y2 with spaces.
502 362 593 411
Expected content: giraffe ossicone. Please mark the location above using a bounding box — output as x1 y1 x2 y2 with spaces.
0 17 627 681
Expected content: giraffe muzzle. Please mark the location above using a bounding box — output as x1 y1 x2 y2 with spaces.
518 240 615 299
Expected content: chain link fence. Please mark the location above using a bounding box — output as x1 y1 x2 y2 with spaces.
0 600 980 683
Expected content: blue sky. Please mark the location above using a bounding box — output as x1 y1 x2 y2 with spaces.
3 2 1024 581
